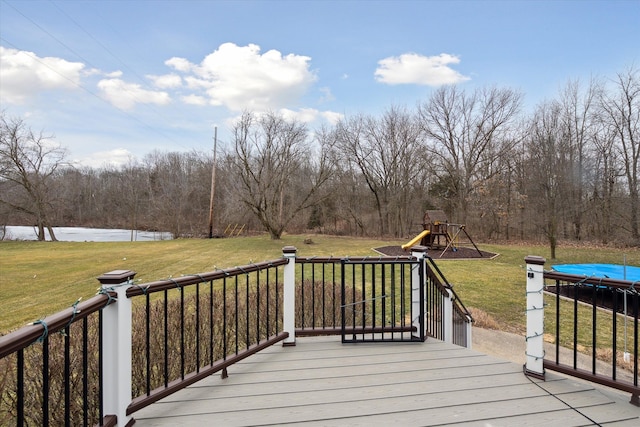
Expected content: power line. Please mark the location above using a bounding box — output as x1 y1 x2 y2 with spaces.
1 0 194 151
50 0 153 91
0 35 186 149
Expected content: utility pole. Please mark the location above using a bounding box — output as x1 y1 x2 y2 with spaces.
208 126 217 238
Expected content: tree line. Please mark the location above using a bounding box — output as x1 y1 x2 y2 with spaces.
1 67 638 256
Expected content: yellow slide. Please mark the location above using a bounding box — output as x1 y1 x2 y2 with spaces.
401 230 430 251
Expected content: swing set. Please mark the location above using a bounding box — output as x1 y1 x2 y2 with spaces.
402 210 483 257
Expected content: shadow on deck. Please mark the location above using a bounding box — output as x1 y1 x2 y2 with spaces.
134 335 639 426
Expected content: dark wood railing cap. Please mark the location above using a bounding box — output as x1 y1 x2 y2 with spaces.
409 245 428 253
282 246 297 254
524 255 546 266
97 269 137 285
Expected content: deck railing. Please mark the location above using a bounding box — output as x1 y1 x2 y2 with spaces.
0 245 472 426
524 256 640 406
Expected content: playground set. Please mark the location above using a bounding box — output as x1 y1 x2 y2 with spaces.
401 210 483 258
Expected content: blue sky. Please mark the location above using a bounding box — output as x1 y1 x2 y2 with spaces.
1 0 638 167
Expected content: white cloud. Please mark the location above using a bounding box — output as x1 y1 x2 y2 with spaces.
73 148 135 168
280 108 320 123
0 46 85 104
276 108 344 125
148 73 182 89
182 94 207 105
320 110 344 125
97 79 171 110
375 53 470 86
318 86 335 103
165 57 192 73
166 42 317 111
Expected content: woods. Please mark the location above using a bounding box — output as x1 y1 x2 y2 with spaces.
1 67 639 248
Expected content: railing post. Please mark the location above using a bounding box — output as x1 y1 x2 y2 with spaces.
443 288 454 344
411 246 428 340
98 270 136 427
465 314 473 349
524 256 546 379
282 246 297 346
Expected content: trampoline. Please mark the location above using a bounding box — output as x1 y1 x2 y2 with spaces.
551 263 640 282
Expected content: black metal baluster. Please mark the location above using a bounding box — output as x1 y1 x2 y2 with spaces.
322 263 326 329
64 326 70 427
196 282 200 372
612 287 618 380
42 336 49 426
223 277 228 360
301 264 306 329
256 270 261 343
573 284 579 370
372 263 377 337
245 273 250 349
210 279 214 365
555 279 560 363
181 285 185 380
82 316 89 426
311 263 316 329
97 313 102 426
592 283 598 374
164 289 169 387
17 349 24 426
145 293 151 395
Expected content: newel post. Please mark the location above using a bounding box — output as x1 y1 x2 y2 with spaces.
410 246 428 341
524 256 546 379
443 288 454 344
282 246 297 346
98 270 136 426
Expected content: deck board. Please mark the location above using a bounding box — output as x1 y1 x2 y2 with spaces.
133 336 640 426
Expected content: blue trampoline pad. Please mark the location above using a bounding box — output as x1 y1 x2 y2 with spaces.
551 263 640 282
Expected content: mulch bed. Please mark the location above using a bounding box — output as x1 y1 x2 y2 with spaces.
374 245 497 259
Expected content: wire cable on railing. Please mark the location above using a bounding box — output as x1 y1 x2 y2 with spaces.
525 331 543 341
60 298 82 335
31 319 49 343
340 295 387 308
524 349 545 360
192 274 207 283
214 266 230 277
132 284 149 295
97 286 117 304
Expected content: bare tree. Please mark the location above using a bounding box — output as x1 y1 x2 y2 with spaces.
418 85 523 223
142 150 211 238
599 67 640 242
557 78 599 240
334 106 425 237
526 101 567 258
230 111 333 240
591 119 622 243
0 113 68 241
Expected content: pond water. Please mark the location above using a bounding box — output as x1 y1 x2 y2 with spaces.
2 226 172 242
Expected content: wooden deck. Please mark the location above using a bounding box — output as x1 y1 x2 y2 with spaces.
133 336 640 426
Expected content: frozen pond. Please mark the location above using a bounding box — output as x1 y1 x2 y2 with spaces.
2 226 172 242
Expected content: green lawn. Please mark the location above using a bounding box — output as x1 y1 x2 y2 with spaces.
1 234 638 335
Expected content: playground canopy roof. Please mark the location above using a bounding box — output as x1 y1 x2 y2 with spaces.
551 263 640 282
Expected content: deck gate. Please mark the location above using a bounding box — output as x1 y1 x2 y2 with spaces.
341 257 425 343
